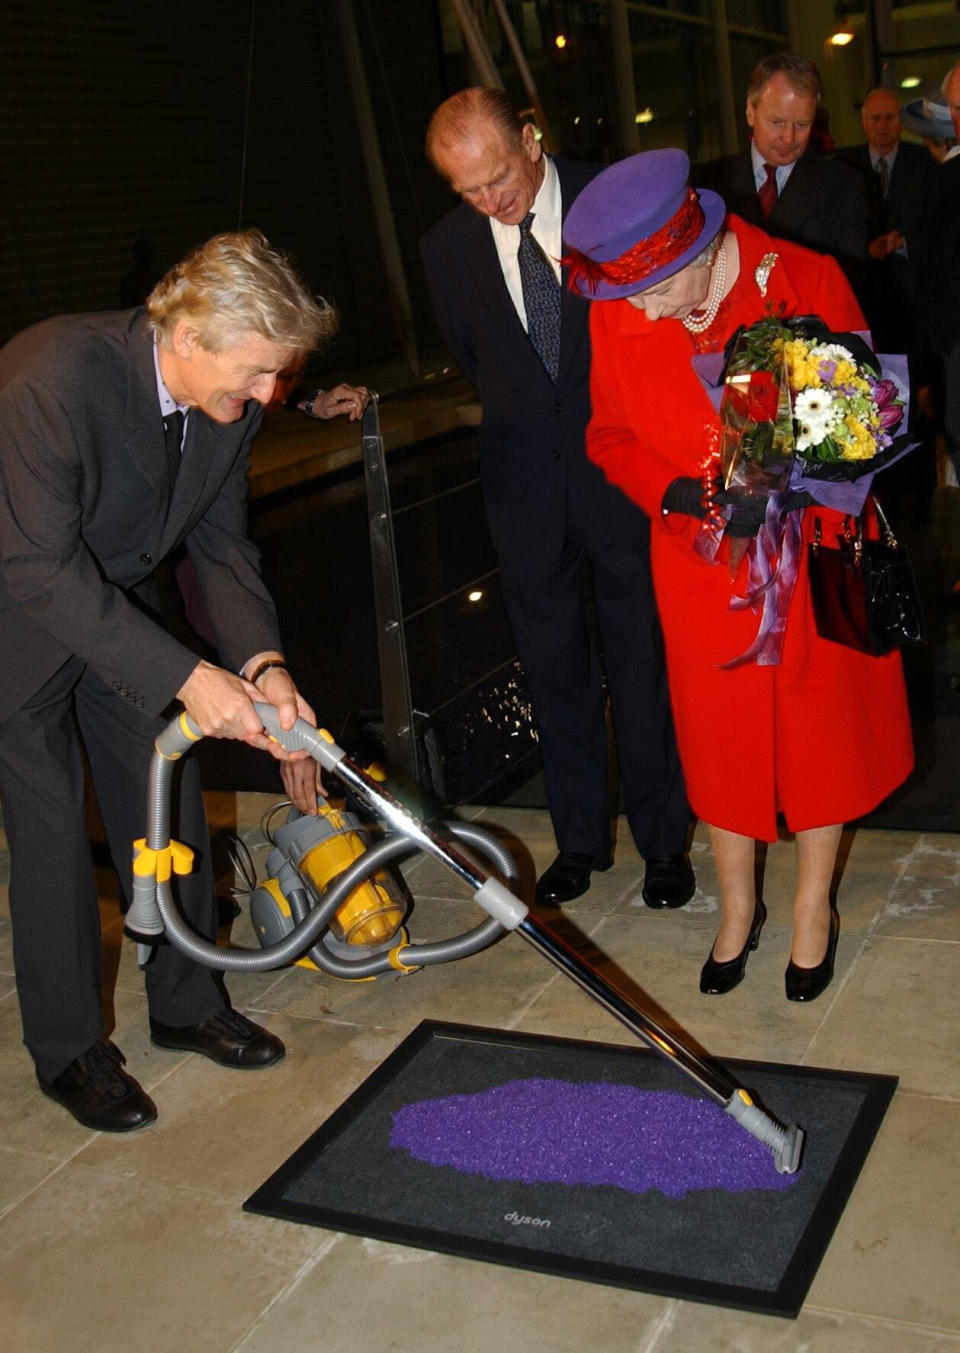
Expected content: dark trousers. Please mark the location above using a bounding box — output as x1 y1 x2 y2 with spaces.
0 658 224 1082
945 341 960 483
498 459 690 859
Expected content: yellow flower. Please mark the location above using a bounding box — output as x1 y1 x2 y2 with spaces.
783 339 821 390
842 414 874 460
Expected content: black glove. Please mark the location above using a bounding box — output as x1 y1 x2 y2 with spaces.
781 489 816 512
717 493 768 538
661 477 707 519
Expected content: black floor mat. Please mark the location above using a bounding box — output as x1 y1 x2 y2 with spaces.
245 1021 896 1318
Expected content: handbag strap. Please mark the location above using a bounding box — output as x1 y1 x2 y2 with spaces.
870 496 898 549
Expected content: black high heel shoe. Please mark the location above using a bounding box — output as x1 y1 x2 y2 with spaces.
785 908 839 1002
699 899 767 995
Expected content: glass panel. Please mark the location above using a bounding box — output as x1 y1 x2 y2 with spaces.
725 0 787 30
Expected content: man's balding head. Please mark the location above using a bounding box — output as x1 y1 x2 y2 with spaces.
426 88 544 226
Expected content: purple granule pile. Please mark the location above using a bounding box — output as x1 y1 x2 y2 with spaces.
389 1078 798 1199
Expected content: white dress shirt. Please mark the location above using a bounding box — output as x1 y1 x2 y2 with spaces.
489 154 562 333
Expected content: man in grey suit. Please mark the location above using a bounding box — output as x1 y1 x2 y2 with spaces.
0 230 363 1132
694 53 867 289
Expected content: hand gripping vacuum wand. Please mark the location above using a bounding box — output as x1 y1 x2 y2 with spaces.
129 704 804 1175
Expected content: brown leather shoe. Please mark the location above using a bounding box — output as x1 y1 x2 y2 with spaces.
149 1008 285 1068
38 1040 157 1132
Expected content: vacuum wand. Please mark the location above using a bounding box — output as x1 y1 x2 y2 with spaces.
142 706 804 1173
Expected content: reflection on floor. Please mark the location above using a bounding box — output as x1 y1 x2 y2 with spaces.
2 798 959 1350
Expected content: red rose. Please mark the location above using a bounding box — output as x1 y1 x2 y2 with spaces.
745 369 779 421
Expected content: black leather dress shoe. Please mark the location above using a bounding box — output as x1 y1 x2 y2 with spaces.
642 854 696 909
785 909 839 1003
150 1008 285 1068
38 1040 157 1132
700 899 767 995
535 850 613 904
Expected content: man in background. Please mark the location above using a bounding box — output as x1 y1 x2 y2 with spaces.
420 88 694 910
695 53 867 292
835 87 936 353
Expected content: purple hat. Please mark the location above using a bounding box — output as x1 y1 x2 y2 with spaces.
563 148 726 301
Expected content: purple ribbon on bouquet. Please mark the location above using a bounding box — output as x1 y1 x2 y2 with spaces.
720 494 802 669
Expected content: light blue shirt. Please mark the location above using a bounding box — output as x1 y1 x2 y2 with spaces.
750 142 796 196
152 336 189 449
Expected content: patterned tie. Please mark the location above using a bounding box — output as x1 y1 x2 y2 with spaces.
163 409 184 483
517 212 561 381
757 163 778 222
876 155 889 201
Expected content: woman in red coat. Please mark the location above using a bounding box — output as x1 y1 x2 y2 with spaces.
564 150 913 1002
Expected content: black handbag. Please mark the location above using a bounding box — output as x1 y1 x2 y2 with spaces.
807 500 925 656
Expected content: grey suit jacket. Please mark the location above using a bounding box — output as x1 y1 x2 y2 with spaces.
0 309 282 722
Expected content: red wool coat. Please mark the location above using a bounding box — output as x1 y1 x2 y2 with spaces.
586 217 914 841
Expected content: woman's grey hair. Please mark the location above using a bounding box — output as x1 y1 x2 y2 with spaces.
690 233 724 270
146 229 338 355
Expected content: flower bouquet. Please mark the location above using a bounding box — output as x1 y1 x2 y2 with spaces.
696 313 913 518
717 319 796 501
689 314 916 667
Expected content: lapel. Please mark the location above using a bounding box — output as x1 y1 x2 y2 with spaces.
118 315 251 546
772 156 821 230
457 203 538 377
456 157 594 387
557 158 592 385
119 316 174 505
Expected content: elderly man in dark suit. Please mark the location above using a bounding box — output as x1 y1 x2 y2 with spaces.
694 53 867 289
420 88 694 910
835 87 937 352
0 230 366 1132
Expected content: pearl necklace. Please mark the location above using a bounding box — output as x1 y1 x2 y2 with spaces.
682 239 727 335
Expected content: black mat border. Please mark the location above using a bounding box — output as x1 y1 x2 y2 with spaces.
244 1021 898 1318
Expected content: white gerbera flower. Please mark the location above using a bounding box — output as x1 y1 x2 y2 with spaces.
794 387 833 420
796 422 822 453
808 342 854 366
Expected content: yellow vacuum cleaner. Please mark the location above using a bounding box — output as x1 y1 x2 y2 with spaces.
129 705 804 1174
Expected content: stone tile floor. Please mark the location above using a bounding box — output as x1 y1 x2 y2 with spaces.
1 796 959 1351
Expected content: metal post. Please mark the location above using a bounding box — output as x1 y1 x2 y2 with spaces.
609 0 639 156
447 0 505 88
710 0 740 156
489 0 556 150
361 397 425 812
334 0 420 379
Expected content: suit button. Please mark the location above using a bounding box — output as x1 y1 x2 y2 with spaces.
552 450 561 460
139 553 152 566
554 402 563 413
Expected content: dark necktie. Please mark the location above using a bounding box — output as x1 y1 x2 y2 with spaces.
876 155 889 201
517 211 561 381
163 410 184 483
758 163 778 222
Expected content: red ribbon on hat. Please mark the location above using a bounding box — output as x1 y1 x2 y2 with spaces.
563 187 706 293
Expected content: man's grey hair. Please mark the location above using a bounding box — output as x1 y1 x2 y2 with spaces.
146 229 337 355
